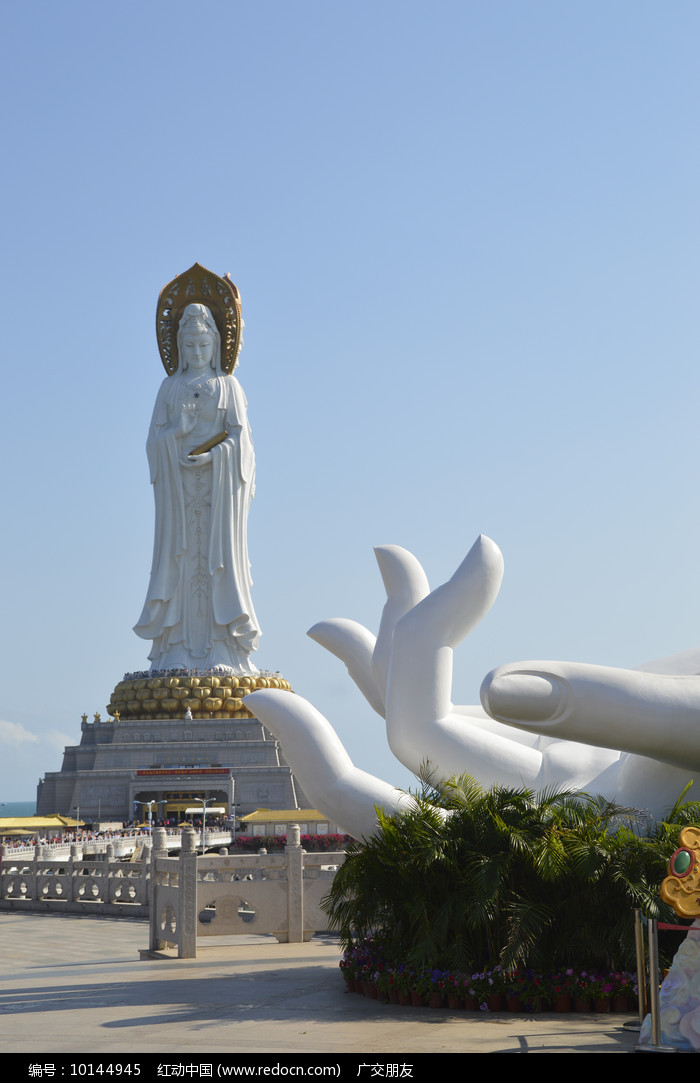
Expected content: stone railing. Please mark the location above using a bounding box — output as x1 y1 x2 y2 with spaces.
1 828 231 862
1 827 345 938
146 825 345 958
0 842 151 915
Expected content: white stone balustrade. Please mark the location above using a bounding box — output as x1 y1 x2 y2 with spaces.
1 828 345 941
147 825 345 957
0 842 151 915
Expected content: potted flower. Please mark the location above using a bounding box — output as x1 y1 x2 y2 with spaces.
409 967 429 1007
520 969 546 1012
549 969 576 1012
425 968 448 1008
504 969 524 1012
572 969 593 1012
469 967 505 1011
392 964 415 1006
611 971 637 1012
382 967 400 1004
446 972 465 1010
586 971 615 1012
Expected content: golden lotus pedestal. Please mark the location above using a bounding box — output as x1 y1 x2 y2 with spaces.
107 673 292 722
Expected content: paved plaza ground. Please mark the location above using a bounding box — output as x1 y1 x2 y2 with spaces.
0 912 639 1055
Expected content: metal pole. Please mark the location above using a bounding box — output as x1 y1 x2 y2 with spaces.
193 796 214 855
625 909 645 1031
648 918 662 1047
637 917 678 1053
143 800 156 838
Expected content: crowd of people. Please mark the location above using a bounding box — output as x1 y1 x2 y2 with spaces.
0 819 230 851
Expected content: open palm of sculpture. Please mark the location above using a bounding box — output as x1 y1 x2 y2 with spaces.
248 536 700 838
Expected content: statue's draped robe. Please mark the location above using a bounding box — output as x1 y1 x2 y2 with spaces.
134 372 260 671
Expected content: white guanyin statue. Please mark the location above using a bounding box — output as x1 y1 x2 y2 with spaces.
134 264 260 674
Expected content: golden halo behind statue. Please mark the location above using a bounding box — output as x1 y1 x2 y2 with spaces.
156 262 243 376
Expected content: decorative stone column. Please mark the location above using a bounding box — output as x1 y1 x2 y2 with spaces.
284 824 304 944
149 827 168 952
178 827 198 958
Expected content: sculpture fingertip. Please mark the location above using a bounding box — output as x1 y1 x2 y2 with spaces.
473 533 503 560
374 545 430 598
452 534 504 584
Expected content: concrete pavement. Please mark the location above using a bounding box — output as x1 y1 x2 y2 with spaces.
0 912 639 1054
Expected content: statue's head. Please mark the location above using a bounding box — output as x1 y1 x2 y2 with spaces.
176 303 221 374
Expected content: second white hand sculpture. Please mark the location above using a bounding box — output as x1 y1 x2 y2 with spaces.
248 535 698 838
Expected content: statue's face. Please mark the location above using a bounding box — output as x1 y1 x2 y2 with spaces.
181 325 215 372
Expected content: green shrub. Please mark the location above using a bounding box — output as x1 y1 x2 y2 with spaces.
323 776 689 974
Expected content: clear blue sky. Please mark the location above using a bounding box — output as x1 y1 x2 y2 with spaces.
1 2 699 802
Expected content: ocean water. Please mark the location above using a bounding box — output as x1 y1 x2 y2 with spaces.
0 801 36 817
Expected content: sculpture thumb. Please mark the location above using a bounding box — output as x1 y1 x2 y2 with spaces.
246 688 414 838
481 659 700 773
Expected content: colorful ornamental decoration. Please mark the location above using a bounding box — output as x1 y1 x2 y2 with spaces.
107 673 292 721
636 825 700 1048
660 826 700 919
156 262 244 376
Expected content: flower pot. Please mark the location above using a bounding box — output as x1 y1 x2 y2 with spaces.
428 992 443 1008
447 994 464 1010
552 994 571 1013
463 996 478 1011
398 992 411 1006
410 991 426 1007
487 994 505 1012
506 997 523 1012
363 981 378 999
388 990 400 1004
612 996 630 1012
574 997 592 1012
594 998 611 1013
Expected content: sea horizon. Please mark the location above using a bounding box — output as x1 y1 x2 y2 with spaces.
0 801 37 818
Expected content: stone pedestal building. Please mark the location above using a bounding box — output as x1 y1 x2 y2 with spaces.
37 703 308 823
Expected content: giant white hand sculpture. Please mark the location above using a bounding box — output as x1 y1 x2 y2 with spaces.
248 536 696 837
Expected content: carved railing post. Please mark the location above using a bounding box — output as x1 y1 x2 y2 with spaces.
178 828 197 958
69 844 80 902
139 839 150 907
149 827 168 952
30 846 41 902
0 845 8 900
104 843 115 905
285 824 304 944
